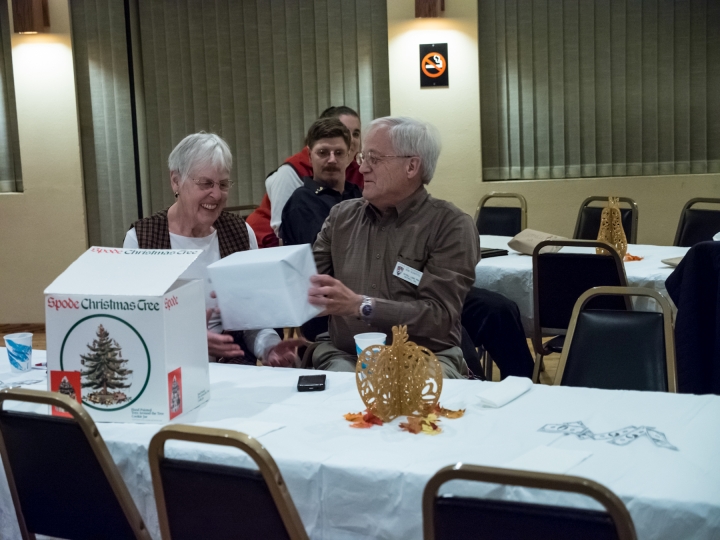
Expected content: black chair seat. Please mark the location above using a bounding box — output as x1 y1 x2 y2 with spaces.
675 208 720 247
478 206 523 237
575 207 635 243
545 335 565 353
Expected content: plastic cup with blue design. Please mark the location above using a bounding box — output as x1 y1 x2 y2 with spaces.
4 332 33 373
354 332 386 356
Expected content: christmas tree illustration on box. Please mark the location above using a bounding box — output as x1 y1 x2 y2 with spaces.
58 377 76 400
170 376 181 413
80 324 133 406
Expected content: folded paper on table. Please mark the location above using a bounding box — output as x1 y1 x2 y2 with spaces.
193 419 285 439
661 256 684 267
208 244 323 330
504 446 592 474
508 229 568 256
477 376 533 408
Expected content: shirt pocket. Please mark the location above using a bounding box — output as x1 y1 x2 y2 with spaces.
388 251 428 299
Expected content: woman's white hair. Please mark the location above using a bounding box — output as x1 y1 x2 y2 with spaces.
167 132 232 183
366 116 441 184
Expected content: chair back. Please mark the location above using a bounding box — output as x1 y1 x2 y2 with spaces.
673 198 720 247
555 287 677 392
423 463 637 540
532 240 629 349
0 388 150 540
149 424 308 540
573 196 639 244
475 192 527 236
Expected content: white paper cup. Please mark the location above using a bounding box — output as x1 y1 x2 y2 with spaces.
354 332 386 355
4 332 33 373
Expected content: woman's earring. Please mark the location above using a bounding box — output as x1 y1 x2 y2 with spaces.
174 192 179 199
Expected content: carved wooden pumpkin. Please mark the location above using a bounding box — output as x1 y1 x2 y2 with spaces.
355 325 443 422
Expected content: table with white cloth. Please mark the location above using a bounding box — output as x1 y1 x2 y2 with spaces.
475 235 690 334
0 350 719 540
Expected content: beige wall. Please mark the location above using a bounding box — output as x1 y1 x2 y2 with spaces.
387 0 720 246
0 0 86 324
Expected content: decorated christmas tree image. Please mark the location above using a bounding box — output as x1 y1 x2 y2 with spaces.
170 376 181 413
80 324 133 406
57 376 76 400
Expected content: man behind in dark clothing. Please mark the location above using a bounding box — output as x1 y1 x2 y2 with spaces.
279 118 362 246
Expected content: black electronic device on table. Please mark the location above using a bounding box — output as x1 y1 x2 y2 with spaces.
297 374 326 392
481 247 509 258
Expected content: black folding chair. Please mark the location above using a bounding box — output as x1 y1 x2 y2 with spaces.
532 240 630 382
149 424 309 540
0 388 151 540
573 196 638 244
555 287 677 392
673 198 720 247
474 192 527 237
423 463 637 540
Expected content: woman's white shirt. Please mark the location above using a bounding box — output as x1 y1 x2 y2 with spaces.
123 223 280 359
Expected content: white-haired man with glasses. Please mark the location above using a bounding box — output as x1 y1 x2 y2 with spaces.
307 117 479 378
124 132 303 367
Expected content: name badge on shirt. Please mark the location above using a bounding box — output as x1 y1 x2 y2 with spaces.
393 261 423 286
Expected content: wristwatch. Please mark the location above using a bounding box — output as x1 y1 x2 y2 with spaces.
358 295 374 320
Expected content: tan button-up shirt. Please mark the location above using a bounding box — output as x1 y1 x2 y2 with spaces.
313 186 480 354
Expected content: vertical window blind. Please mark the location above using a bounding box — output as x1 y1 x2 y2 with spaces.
71 0 390 247
478 0 720 181
0 0 21 193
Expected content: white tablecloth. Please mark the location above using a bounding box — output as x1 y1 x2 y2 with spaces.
475 235 690 334
0 349 719 539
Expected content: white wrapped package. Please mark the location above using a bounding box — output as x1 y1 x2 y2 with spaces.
207 244 324 330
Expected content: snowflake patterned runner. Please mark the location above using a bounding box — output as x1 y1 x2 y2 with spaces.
539 421 678 451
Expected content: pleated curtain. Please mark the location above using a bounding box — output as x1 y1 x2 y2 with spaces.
71 0 138 247
0 0 21 193
478 0 720 181
71 0 390 247
138 0 389 213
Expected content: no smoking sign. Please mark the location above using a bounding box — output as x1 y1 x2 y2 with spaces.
420 43 448 87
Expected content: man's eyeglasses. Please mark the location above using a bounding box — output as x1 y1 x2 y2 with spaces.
192 177 234 192
313 148 349 160
355 152 414 166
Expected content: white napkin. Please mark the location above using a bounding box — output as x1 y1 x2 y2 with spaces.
504 446 592 474
477 376 533 408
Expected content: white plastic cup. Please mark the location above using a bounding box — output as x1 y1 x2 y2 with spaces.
354 332 387 355
4 332 33 373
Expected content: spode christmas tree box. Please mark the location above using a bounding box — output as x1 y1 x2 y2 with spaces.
207 244 323 330
44 247 210 423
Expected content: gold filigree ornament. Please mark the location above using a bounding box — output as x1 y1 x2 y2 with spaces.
596 196 628 258
355 325 443 422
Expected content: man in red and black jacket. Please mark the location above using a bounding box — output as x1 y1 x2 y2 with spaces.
246 106 363 247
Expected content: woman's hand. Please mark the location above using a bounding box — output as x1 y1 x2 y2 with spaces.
308 274 363 316
263 338 306 368
206 308 243 358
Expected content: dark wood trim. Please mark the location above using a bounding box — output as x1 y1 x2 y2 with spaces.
11 0 49 33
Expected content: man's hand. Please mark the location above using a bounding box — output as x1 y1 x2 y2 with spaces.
308 274 363 316
263 338 306 368
206 308 243 358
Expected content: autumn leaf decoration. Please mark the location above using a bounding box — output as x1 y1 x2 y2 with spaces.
344 404 464 435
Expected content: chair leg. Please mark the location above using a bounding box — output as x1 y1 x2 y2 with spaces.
483 351 493 381
532 352 543 383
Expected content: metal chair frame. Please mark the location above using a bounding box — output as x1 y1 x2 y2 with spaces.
673 197 720 247
149 424 309 540
532 239 629 382
474 192 528 234
553 286 678 392
423 463 637 540
0 388 151 540
573 196 639 244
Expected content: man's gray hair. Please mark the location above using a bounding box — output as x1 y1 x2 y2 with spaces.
367 116 441 184
167 132 233 183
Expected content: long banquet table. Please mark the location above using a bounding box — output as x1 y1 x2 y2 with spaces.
475 235 690 334
0 350 719 539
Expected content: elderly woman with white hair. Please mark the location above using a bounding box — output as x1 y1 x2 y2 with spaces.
124 132 302 366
